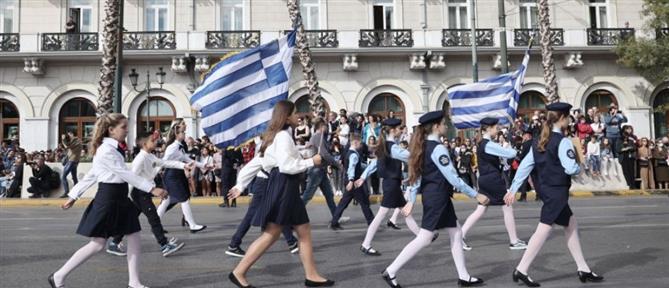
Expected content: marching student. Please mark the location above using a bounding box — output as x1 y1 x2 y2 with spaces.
229 100 334 288
329 133 375 230
460 117 527 251
106 132 187 258
382 111 489 288
51 113 168 288
156 120 209 233
505 102 604 287
355 118 422 256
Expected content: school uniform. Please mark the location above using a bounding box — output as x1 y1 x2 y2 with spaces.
477 135 518 206
68 138 155 238
360 138 409 209
330 148 375 226
162 141 202 203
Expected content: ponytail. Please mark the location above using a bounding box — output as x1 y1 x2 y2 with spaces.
408 124 430 185
376 126 389 160
537 110 563 152
89 113 127 156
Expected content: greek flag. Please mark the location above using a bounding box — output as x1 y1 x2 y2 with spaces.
190 31 296 148
447 50 530 129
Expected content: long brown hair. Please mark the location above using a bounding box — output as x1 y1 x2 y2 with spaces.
537 110 566 152
89 113 127 156
375 125 390 160
408 122 434 185
259 100 295 156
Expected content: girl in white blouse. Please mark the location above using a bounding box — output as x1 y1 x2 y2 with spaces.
52 113 167 288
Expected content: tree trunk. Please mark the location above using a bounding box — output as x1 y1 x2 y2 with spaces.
286 0 325 118
97 0 120 115
539 0 559 103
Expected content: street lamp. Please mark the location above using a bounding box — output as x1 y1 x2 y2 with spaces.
129 67 165 133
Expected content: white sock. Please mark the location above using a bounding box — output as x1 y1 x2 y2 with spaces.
181 200 201 229
404 215 420 236
126 232 143 287
157 196 170 218
362 207 389 249
385 229 433 277
461 205 487 239
516 223 552 274
389 208 400 224
53 238 106 285
564 216 591 272
502 205 520 243
448 224 473 281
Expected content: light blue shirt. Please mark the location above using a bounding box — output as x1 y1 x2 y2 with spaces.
483 135 517 159
347 150 359 181
509 128 581 194
359 137 410 179
408 134 478 202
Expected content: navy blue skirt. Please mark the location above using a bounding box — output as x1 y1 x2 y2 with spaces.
478 172 507 206
421 189 457 231
381 178 407 208
163 168 190 203
76 183 141 238
538 185 572 227
252 168 309 229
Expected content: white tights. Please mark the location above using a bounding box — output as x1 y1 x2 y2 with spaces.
461 204 520 243
362 206 420 249
157 197 202 229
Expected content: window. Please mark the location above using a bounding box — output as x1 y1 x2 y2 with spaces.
300 0 320 30
585 89 618 113
373 0 394 30
69 0 94 32
519 0 538 29
447 0 469 29
0 0 18 33
589 0 608 28
295 96 330 119
145 0 169 31
59 98 97 144
518 91 546 122
221 0 244 30
137 97 176 135
369 93 405 121
0 99 19 142
654 89 669 138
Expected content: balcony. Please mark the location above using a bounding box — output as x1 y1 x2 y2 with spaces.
284 30 338 48
657 28 669 39
123 31 176 50
359 29 413 47
205 31 261 49
513 28 564 46
587 28 635 46
442 29 494 47
41 32 99 51
0 33 20 52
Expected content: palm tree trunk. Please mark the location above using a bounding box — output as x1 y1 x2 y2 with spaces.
286 0 325 118
538 0 559 103
97 0 120 115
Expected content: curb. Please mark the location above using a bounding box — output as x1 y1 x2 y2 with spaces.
1 190 667 208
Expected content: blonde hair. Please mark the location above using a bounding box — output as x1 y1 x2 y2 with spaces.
537 110 566 152
89 113 127 156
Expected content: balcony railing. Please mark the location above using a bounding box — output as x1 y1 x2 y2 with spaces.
0 33 20 52
513 28 564 46
123 31 176 50
41 32 99 51
359 29 413 47
657 28 669 39
284 30 338 48
442 29 494 47
587 28 635 46
205 31 261 49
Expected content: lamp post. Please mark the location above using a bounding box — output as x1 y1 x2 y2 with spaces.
129 67 166 133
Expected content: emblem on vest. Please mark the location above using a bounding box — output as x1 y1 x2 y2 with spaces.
566 149 576 159
439 155 450 166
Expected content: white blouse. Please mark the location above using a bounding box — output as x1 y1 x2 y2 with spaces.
68 138 154 200
261 130 314 175
132 150 185 186
162 141 205 169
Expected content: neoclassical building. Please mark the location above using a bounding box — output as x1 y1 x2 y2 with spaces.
0 0 667 151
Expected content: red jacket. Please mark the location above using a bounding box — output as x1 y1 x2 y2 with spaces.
576 122 593 140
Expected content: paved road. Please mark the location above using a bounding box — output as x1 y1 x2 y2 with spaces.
1 196 668 288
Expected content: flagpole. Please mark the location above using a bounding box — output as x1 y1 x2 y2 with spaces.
469 0 478 82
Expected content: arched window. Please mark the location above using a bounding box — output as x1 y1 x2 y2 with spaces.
294 95 330 119
518 91 547 122
137 97 176 135
654 89 669 138
585 89 618 114
59 98 96 144
369 93 405 121
0 99 19 142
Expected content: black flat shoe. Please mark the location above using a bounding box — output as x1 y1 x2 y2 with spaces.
457 276 484 287
360 246 381 256
48 273 63 288
513 269 540 287
228 272 255 288
190 225 207 233
329 223 343 231
578 271 604 283
382 271 401 288
181 216 188 227
432 232 439 242
387 221 401 230
305 278 335 287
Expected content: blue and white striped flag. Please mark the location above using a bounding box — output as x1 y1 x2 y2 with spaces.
190 31 296 148
447 50 530 129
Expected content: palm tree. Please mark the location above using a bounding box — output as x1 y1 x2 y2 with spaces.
538 0 559 103
286 0 325 117
97 0 120 115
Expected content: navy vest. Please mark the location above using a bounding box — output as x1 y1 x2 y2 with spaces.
377 141 403 179
477 139 502 178
532 132 571 188
344 149 363 179
419 140 454 195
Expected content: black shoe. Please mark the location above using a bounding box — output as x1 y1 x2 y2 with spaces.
181 216 188 227
231 199 237 207
162 229 169 234
360 246 381 256
225 246 246 258
190 225 207 233
578 271 604 283
382 271 401 288
218 202 228 208
228 272 255 288
304 278 335 287
329 223 343 231
387 221 401 230
288 242 299 254
457 276 484 287
59 194 69 198
432 232 439 243
48 273 63 288
513 269 540 287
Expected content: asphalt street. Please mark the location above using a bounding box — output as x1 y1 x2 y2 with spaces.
1 196 668 288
